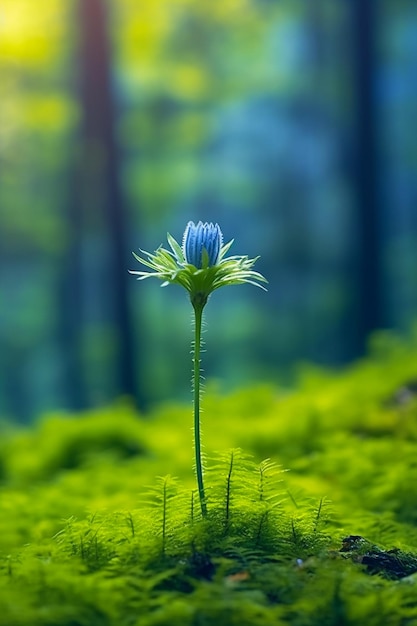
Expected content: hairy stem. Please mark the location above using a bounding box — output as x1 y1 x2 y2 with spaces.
193 302 207 517
162 478 167 554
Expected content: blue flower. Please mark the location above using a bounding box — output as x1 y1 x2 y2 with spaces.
130 222 267 307
182 221 223 269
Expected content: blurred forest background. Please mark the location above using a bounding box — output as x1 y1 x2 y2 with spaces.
0 0 416 422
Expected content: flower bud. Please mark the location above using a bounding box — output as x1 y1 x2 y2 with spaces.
183 221 223 269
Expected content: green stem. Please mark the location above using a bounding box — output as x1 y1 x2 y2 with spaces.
193 302 207 517
162 478 167 554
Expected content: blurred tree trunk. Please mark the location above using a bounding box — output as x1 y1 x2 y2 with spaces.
75 0 141 406
351 0 382 354
3 348 30 423
59 170 89 412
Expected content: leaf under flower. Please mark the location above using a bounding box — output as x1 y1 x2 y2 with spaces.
129 227 268 305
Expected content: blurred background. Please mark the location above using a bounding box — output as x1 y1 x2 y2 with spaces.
0 0 416 422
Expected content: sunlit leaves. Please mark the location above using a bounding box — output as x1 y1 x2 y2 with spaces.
0 0 71 67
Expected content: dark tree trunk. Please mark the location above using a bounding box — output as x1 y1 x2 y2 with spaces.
76 0 140 405
351 0 382 354
3 348 30 423
58 169 89 413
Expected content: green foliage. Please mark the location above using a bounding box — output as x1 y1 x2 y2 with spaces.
1 329 417 624
2 403 147 484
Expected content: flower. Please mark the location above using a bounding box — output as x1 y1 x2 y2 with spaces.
183 221 223 268
130 222 267 517
130 221 267 308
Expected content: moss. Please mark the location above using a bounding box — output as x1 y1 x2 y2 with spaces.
1 327 417 625
1 401 147 484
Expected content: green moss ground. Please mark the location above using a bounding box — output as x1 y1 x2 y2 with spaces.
1 328 417 625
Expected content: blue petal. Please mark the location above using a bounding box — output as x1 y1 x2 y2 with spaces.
183 221 223 268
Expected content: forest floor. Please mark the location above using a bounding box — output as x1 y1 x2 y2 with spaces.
1 329 417 625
